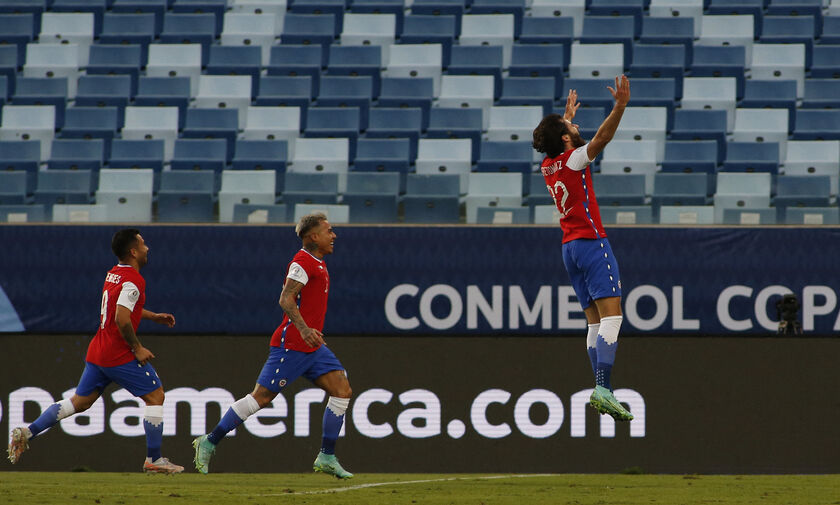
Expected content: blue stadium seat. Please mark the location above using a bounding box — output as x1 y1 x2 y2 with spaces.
580 16 636 63
599 205 654 224
0 140 40 193
784 206 840 225
99 14 156 61
74 75 132 126
12 77 68 128
722 141 780 173
267 45 323 96
822 16 840 44
133 77 191 129
661 140 720 174
588 0 645 35
0 75 6 107
562 79 615 109
377 78 434 130
775 175 831 211
353 138 412 173
343 193 399 223
628 78 678 130
0 14 35 63
326 44 382 97
112 0 166 35
691 45 747 99
280 14 338 56
425 107 483 162
206 45 262 97
497 77 555 116
171 0 227 35
350 0 405 34
792 110 840 140
518 18 573 64
86 45 143 95
281 172 339 207
171 138 227 173
255 76 312 125
508 44 565 98
670 109 728 154
403 174 461 223
706 0 764 36
0 47 17 96
59 107 119 157
156 170 216 223
159 13 217 65
766 0 823 35
639 17 694 64
48 139 104 172
760 16 816 68
474 206 529 224
0 204 46 222
232 139 288 193
811 45 840 79
33 169 95 208
447 45 504 98
0 170 28 204
108 139 165 180
593 173 647 206
801 80 840 109
629 43 686 98
475 140 533 175
290 0 346 33
305 106 361 159
0 2 44 28
399 15 458 67
366 107 423 161
181 108 238 162
651 173 712 209
740 80 798 128
316 76 373 130
411 0 466 33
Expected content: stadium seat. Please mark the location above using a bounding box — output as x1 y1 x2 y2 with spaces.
267 45 323 97
0 105 54 160
255 77 311 125
696 15 754 63
459 14 515 68
171 0 227 35
293 203 350 223
714 172 772 222
0 47 17 95
661 141 719 174
525 172 554 209
159 13 217 65
205 46 262 98
241 106 300 158
48 139 104 172
658 205 715 224
280 14 337 55
580 16 635 64
305 107 361 160
600 141 659 194
415 138 472 193
811 45 840 79
760 16 815 68
532 204 561 224
628 78 678 130
638 16 694 64
599 205 654 224
220 13 278 66
705 0 763 36
721 207 777 224
651 173 711 209
230 0 287 16
51 204 109 223
170 138 227 174
681 77 738 131
282 172 340 207
464 172 523 223
95 168 153 222
326 46 382 98
592 173 647 206
611 107 668 162
232 139 288 193
792 110 840 140
146 44 203 97
470 0 526 37
366 107 423 161
731 108 789 159
156 170 216 223
112 0 167 35
0 172 28 205
774 175 831 214
568 43 624 80
194 75 252 127
316 75 374 130
33 169 95 208
290 138 350 187
108 139 165 175
121 106 179 161
475 206 530 224
383 43 443 96
343 172 400 223
784 207 840 225
691 46 746 99
447 45 504 97
486 106 543 144
377 78 434 130
475 141 533 175
425 107 483 162
12 77 67 128
751 44 806 97
0 13 35 64
23 43 80 99
588 0 644 35
398 16 456 68
232 203 289 223
628 44 686 97
86 45 143 96
181 108 239 162
784 140 840 195
74 75 132 127
721 142 780 173
289 0 345 34
405 173 460 198
437 75 495 129
518 19 573 65
39 12 94 67
823 15 840 43
508 44 565 99
340 13 396 62
133 77 191 130
739 80 798 128
648 0 703 37
0 204 47 223
353 138 412 173
218 170 276 222
801 80 840 109
0 140 40 194
669 109 728 154
100 14 156 62
496 77 555 117
529 0 585 38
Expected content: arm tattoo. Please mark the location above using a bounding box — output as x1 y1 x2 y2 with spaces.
119 321 142 350
279 279 309 332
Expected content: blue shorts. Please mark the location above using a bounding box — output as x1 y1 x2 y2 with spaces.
562 237 622 310
257 345 345 393
76 360 162 398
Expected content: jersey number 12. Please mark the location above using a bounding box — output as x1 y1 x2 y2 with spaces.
546 181 569 219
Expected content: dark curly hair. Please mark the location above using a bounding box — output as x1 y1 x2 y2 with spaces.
532 113 571 159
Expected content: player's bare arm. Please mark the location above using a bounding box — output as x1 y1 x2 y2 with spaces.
115 304 154 365
586 75 631 161
563 89 580 122
279 277 325 348
142 309 176 327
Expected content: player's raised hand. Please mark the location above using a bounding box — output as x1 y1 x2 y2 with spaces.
154 312 176 327
301 327 325 348
563 89 581 121
607 75 630 107
133 345 155 366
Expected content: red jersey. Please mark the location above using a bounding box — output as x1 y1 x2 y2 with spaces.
541 144 608 244
86 265 146 367
270 249 329 353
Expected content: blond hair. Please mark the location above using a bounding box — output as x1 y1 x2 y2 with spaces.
295 212 328 240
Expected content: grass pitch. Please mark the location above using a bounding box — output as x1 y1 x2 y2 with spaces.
0 472 837 505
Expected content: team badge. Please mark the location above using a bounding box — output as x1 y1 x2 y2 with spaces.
278 379 287 387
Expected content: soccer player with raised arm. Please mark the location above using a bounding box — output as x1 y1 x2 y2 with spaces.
7 229 184 473
193 213 353 478
532 75 634 421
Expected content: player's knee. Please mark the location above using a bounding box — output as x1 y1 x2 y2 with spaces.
337 384 352 399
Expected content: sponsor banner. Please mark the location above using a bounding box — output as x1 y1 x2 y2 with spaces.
1 225 839 335
1 335 838 474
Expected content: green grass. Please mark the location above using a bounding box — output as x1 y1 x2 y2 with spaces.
0 473 837 505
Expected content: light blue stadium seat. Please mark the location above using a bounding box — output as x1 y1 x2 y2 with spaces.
697 14 754 63
146 43 202 96
241 106 301 152
293 203 350 223
0 105 55 160
194 74 252 126
218 170 276 222
37 11 94 66
751 43 806 97
220 12 279 66
95 168 154 222
51 204 110 223
305 107 361 160
470 0 526 37
568 42 624 80
530 0 585 37
341 13 397 63
0 204 47 222
714 172 772 222
475 206 530 224
592 173 647 206
649 0 703 37
416 138 472 193
232 203 289 223
438 75 495 129
731 108 789 159
290 138 350 181
465 172 522 223
459 14 515 68
349 0 404 34
599 140 659 195
384 43 444 94
784 140 840 196
706 0 763 36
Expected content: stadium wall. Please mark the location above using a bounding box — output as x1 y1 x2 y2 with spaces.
1 334 837 474
1 225 840 336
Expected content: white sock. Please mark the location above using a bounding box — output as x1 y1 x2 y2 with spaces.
144 405 164 427
586 323 600 349
57 399 76 421
231 394 261 421
599 315 623 344
327 397 350 417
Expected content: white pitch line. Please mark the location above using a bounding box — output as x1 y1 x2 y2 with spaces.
256 474 557 496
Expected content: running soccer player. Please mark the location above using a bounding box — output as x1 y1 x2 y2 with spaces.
193 213 353 478
532 75 634 421
7 229 184 472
